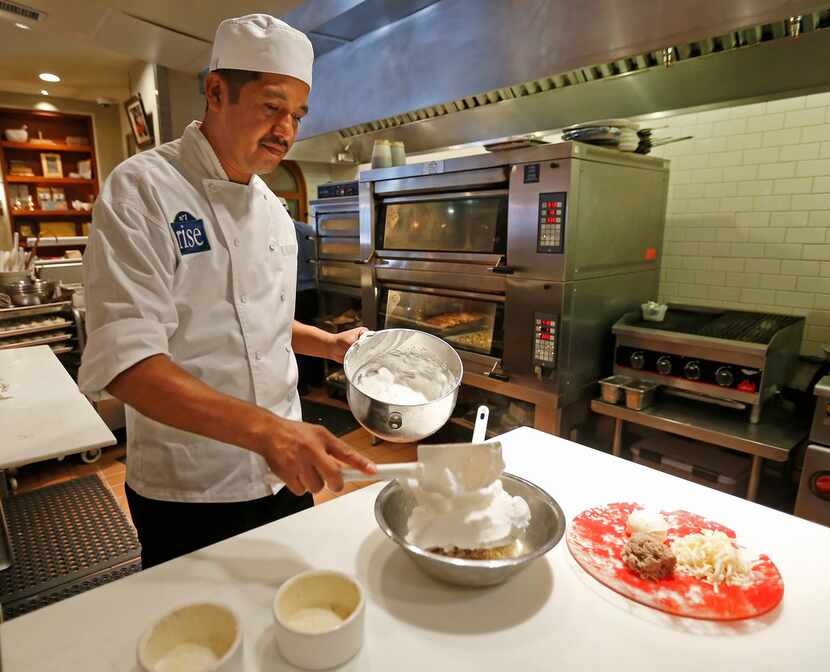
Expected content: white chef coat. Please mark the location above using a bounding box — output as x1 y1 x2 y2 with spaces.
79 121 300 503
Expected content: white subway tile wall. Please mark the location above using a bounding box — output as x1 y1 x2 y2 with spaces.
653 93 830 357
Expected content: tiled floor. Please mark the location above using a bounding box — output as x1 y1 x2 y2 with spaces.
13 392 416 526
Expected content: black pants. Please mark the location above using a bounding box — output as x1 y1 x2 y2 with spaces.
126 484 313 569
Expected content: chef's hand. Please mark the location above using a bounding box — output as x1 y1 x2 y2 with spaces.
327 326 368 364
253 415 376 495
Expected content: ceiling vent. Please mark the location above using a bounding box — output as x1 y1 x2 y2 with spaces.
0 1 46 23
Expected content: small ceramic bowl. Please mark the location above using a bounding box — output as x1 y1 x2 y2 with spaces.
273 570 365 670
137 602 242 672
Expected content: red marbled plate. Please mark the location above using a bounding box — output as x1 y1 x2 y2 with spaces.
566 502 784 621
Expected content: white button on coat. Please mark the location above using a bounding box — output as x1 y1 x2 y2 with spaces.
79 121 300 503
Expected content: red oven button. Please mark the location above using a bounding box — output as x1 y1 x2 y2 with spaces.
737 380 757 393
815 475 830 495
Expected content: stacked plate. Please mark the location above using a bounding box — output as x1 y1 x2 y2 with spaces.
562 119 641 152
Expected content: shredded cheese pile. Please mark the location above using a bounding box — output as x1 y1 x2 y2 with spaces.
670 529 751 589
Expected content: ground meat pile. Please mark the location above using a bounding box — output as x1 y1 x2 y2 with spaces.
622 532 677 580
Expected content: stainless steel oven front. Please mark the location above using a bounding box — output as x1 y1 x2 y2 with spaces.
359 143 668 433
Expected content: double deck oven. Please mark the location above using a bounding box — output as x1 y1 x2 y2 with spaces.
358 142 669 435
309 182 363 393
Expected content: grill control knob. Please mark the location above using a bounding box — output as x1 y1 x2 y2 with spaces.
715 366 735 387
630 351 646 370
656 355 673 376
684 360 702 381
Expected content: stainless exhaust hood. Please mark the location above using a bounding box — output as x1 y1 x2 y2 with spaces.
289 0 830 163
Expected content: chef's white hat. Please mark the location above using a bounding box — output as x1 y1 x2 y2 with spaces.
210 14 313 88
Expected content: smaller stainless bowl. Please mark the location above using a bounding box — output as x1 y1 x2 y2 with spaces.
0 271 29 285
0 279 31 293
374 474 566 587
4 284 40 307
343 329 463 443
30 279 55 302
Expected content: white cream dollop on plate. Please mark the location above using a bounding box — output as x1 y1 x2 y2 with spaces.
628 509 669 542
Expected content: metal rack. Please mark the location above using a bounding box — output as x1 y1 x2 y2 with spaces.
0 301 80 357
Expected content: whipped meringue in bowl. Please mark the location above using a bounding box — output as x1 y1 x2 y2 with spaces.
399 442 532 560
374 466 566 587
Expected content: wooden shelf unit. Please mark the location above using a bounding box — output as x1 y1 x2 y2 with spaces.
5 176 96 185
1 141 93 153
11 209 91 217
1 107 99 247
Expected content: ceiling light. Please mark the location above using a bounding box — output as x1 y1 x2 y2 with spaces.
40 90 48 96
14 22 31 30
39 73 60 83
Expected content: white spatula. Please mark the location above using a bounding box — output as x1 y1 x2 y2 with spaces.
340 439 503 484
341 405 493 484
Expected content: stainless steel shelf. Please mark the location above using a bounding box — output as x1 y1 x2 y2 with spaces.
26 236 88 247
590 396 805 462
0 319 72 339
0 332 72 350
0 302 71 320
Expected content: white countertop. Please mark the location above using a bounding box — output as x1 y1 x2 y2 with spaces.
0 345 115 468
3 427 828 671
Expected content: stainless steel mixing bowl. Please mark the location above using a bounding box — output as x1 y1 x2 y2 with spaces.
374 474 566 587
343 329 463 443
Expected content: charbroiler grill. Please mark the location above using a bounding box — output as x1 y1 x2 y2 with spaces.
613 305 805 423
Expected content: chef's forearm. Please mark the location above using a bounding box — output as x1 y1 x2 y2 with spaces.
291 320 335 359
106 354 272 452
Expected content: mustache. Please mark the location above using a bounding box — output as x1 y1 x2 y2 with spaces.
261 136 289 150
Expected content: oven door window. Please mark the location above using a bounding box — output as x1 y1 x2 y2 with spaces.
379 196 507 253
317 213 359 237
380 288 504 357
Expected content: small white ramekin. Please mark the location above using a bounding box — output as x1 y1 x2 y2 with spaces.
272 570 365 670
137 602 243 672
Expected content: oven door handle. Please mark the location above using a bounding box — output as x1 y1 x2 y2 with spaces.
352 251 378 265
488 257 514 274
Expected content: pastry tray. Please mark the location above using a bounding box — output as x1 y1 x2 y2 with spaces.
0 332 73 350
385 313 488 336
0 301 72 320
0 318 73 338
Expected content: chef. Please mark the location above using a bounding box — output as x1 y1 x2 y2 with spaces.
79 14 376 568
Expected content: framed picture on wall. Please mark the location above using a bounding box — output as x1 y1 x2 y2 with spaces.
124 94 153 148
40 152 63 178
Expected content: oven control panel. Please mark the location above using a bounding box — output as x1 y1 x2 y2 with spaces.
533 313 558 367
537 192 567 253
